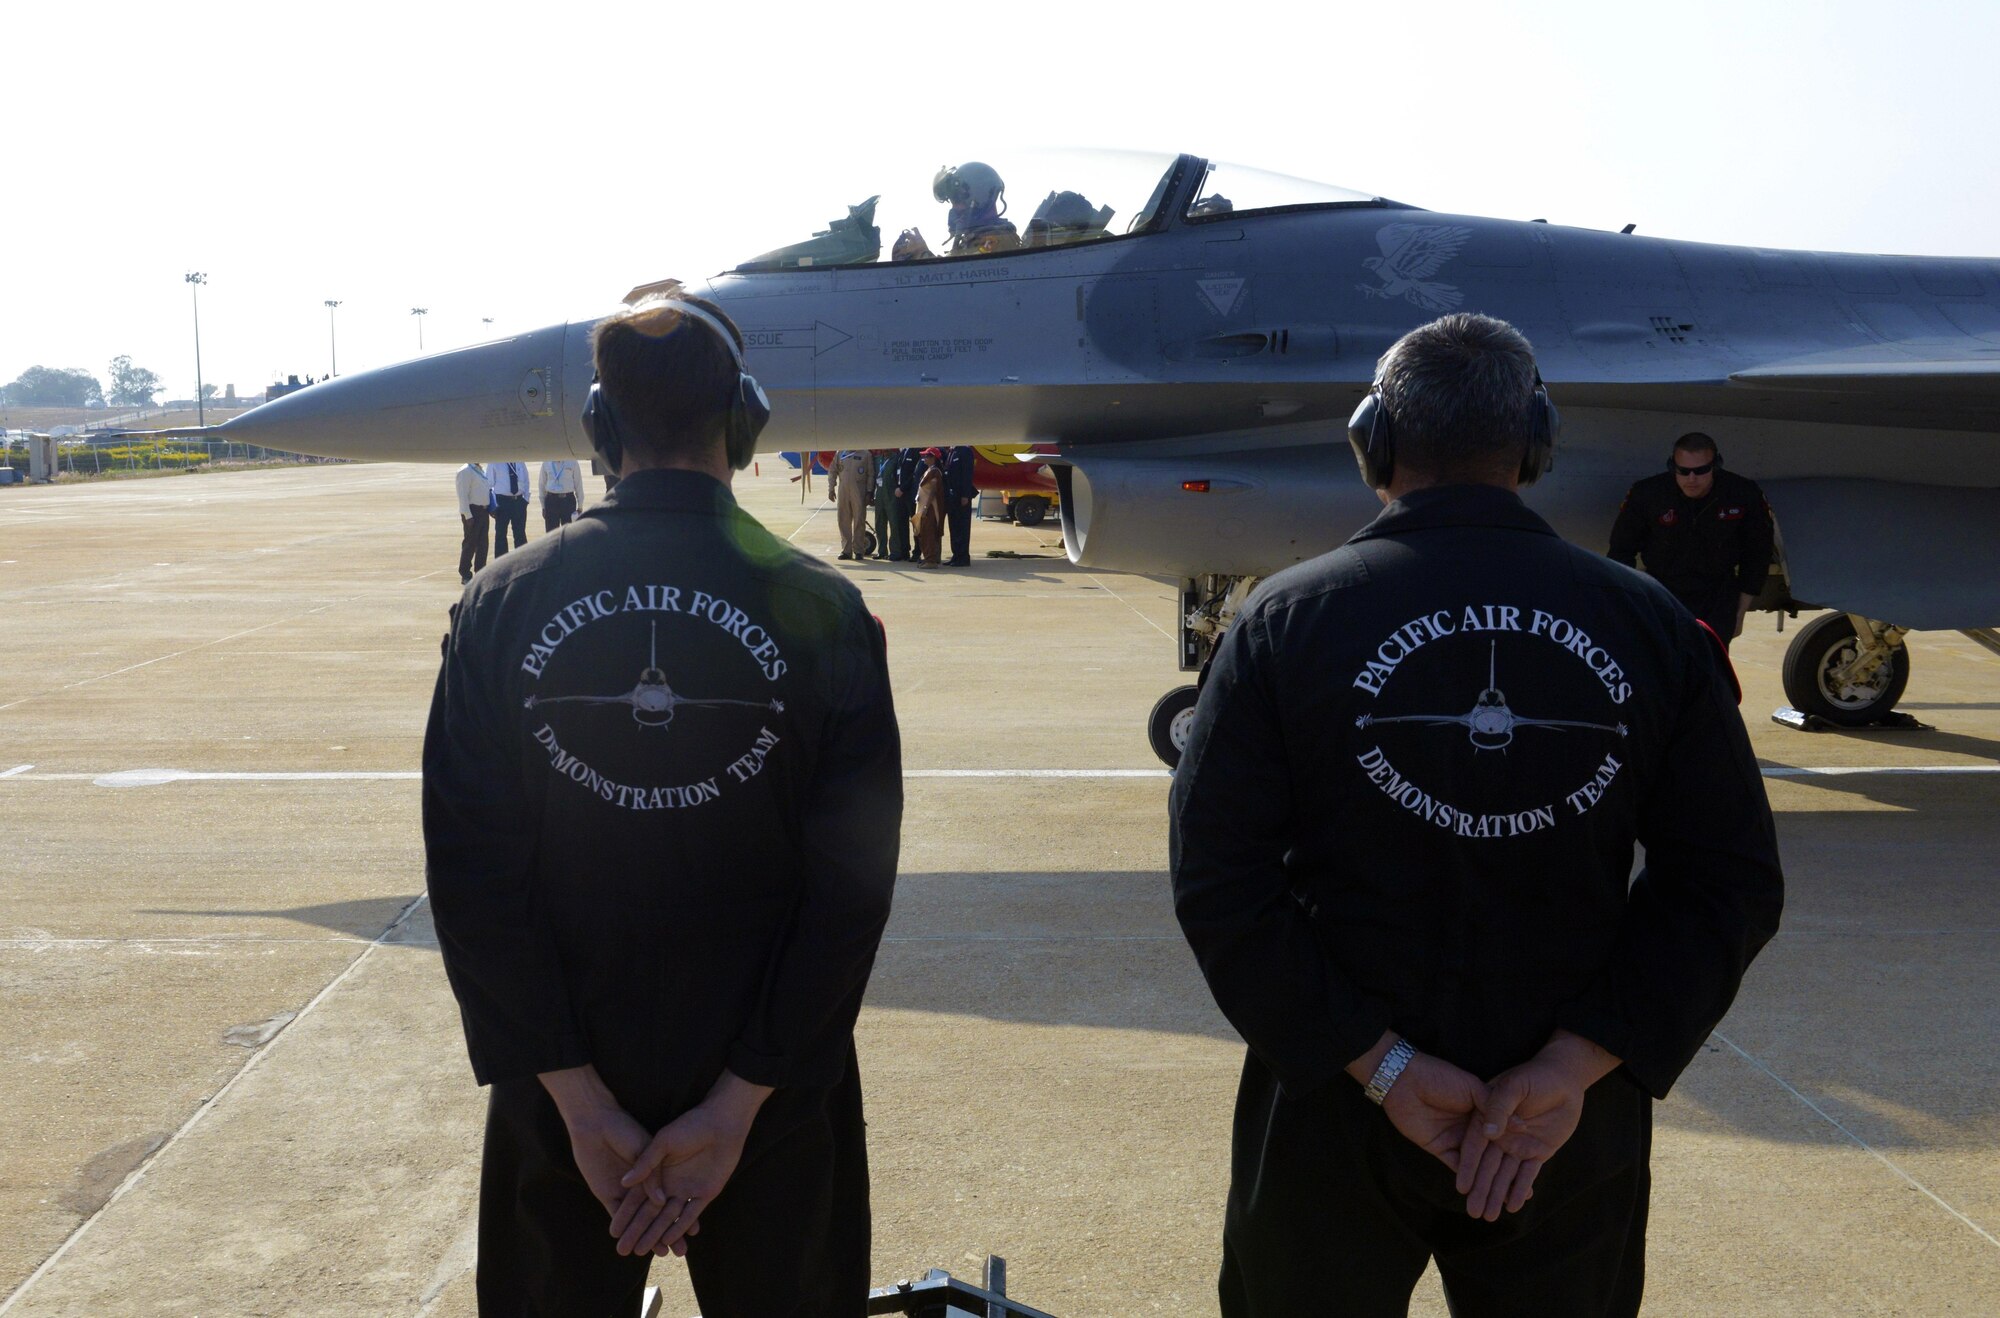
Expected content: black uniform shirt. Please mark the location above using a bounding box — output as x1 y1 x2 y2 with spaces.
1607 468 1774 631
1171 484 1782 1100
943 447 978 502
423 468 901 1120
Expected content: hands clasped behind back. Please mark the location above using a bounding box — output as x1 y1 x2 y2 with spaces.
1376 1033 1614 1224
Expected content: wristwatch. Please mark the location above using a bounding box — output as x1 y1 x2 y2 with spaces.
1364 1038 1416 1105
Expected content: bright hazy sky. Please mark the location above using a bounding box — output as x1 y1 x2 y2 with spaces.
8 0 1996 406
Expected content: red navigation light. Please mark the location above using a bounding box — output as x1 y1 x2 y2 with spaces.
1182 480 1211 493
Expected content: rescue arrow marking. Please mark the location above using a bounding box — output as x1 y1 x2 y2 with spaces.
738 322 853 356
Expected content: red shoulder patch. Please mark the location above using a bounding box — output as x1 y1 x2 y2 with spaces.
1696 620 1742 704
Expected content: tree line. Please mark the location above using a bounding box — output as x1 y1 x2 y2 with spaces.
0 356 170 408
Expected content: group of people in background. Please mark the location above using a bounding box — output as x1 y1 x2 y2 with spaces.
451 458 584 584
829 446 976 568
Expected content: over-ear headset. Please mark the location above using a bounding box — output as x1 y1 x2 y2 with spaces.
579 300 772 475
1667 434 1723 474
1346 371 1560 489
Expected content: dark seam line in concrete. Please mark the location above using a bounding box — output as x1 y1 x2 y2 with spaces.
0 554 447 715
0 891 433 1315
1712 1030 2000 1250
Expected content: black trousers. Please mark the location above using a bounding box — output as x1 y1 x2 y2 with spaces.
946 503 972 564
493 495 530 556
459 508 490 581
1218 1051 1649 1318
543 493 578 531
891 499 914 561
476 1052 872 1318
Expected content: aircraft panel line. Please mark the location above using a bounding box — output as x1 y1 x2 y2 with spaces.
0 892 434 1316
1712 1031 2000 1252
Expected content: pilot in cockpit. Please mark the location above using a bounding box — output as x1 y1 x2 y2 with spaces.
933 161 1021 255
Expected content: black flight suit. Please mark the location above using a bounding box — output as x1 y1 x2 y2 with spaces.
943 446 977 565
423 468 902 1318
894 448 925 561
1171 485 1782 1318
1607 467 1774 647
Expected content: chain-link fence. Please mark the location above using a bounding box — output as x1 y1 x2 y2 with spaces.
0 434 340 481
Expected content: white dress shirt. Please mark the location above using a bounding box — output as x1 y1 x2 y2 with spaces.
455 463 491 516
539 459 582 500
490 461 528 500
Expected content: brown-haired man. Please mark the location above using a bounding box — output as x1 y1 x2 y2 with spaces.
424 294 902 1316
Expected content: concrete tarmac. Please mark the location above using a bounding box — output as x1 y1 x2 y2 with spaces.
0 462 1995 1316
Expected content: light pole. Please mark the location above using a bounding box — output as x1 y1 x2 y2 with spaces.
185 271 208 427
324 300 342 376
411 307 429 352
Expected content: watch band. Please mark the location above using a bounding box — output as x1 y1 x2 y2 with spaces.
1364 1038 1416 1105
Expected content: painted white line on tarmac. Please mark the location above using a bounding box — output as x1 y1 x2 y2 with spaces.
0 892 433 1316
1762 765 2000 777
1085 572 1176 642
0 764 31 778
906 768 1170 779
785 502 830 543
1714 1031 2000 1251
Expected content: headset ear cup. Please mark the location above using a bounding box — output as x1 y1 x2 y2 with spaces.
581 384 624 477
1346 389 1393 489
1519 386 1558 485
725 373 771 471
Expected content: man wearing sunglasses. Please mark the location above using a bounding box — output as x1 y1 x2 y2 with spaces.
1608 433 1775 647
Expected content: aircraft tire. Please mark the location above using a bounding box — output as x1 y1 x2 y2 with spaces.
1780 612 1911 727
1013 497 1049 527
1148 685 1201 769
859 528 877 557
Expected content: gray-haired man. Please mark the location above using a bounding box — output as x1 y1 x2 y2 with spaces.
1172 313 1782 1316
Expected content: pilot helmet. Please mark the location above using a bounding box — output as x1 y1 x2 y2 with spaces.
933 161 1006 212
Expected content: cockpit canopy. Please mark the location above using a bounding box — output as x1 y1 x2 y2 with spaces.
733 151 1392 271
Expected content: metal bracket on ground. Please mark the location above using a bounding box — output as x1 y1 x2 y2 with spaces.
867 1255 1060 1318
1771 706 1931 733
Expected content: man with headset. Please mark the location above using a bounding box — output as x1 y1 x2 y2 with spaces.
1171 314 1782 1317
1608 432 1775 647
424 293 902 1316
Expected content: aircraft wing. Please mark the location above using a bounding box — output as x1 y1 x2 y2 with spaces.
1729 359 2000 399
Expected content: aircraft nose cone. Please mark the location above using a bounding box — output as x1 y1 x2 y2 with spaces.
216 322 576 462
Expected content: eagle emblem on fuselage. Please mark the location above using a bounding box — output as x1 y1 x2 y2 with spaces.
1359 224 1473 313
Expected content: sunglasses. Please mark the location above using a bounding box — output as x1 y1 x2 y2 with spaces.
1674 461 1715 477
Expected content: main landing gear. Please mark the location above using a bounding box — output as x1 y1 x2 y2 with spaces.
1777 613 2000 729
1779 613 1911 727
1148 573 1260 768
